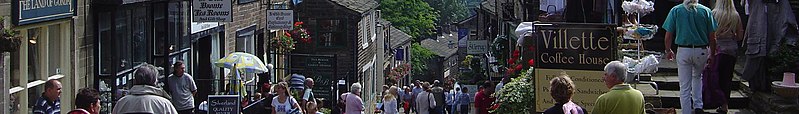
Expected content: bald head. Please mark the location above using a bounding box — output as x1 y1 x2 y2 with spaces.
44 79 62 101
305 78 314 87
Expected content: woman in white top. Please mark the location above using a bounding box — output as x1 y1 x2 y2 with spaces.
272 82 303 114
415 82 436 114
383 86 400 114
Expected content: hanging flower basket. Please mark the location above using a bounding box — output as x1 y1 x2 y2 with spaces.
388 63 411 81
0 17 20 52
0 35 21 52
271 30 296 52
291 22 312 44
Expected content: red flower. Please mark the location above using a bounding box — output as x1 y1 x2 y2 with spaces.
294 22 304 26
528 59 535 66
490 103 502 110
514 64 523 71
508 58 517 65
284 31 292 37
527 45 535 51
512 50 521 58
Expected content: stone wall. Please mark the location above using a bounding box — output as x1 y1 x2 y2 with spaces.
223 1 267 55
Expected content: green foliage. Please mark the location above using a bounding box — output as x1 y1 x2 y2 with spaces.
411 43 437 77
769 44 799 78
380 0 439 41
491 67 535 114
0 17 17 37
462 55 474 68
319 108 331 114
425 0 471 24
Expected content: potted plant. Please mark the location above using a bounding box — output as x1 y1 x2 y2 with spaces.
0 17 20 52
769 39 799 99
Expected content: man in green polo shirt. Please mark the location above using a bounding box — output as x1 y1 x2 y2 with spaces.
662 0 718 113
593 61 645 114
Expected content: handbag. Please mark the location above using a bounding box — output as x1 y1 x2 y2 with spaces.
702 55 725 108
338 94 348 113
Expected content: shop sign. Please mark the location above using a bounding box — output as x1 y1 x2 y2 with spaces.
208 95 240 114
192 0 232 22
467 40 488 54
12 0 75 25
267 10 294 30
534 23 617 70
290 55 337 98
535 69 608 113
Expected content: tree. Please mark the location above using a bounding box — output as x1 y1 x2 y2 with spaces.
426 0 471 24
380 0 439 41
411 43 437 78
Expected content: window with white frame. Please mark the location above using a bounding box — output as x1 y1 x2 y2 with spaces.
7 22 69 113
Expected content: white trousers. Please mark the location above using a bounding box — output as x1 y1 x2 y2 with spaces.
677 47 708 114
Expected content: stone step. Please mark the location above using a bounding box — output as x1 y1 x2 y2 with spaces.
747 92 799 114
672 109 756 114
649 74 745 91
642 89 749 109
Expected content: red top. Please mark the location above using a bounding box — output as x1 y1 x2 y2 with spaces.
474 90 494 114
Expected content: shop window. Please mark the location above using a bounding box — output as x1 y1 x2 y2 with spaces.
99 11 114 75
169 2 182 52
132 7 150 66
27 84 44 108
117 10 132 70
154 3 168 56
27 28 42 82
48 25 62 75
10 93 20 113
318 20 343 47
236 27 255 53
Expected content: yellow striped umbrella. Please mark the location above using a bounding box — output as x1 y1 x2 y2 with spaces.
214 52 268 73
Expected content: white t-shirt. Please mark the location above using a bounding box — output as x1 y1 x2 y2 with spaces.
415 91 436 114
272 96 298 114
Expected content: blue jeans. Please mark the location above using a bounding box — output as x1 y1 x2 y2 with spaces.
677 47 708 114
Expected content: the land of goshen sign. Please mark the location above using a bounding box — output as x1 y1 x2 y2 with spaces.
534 23 617 70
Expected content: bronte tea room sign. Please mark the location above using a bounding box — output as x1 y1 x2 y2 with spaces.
12 0 75 25
534 23 617 70
192 0 232 22
267 10 294 30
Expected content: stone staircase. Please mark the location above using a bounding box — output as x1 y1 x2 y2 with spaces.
636 58 751 113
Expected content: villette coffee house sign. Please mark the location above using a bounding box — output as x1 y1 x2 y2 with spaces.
534 23 617 71
532 23 618 113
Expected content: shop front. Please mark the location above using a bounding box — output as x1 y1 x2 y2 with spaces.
91 0 192 113
189 21 225 104
5 0 75 112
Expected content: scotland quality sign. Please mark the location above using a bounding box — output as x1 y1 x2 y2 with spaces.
12 0 75 25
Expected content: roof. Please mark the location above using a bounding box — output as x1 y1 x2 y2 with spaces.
331 0 379 14
421 33 459 57
456 14 478 25
480 0 496 14
389 26 412 48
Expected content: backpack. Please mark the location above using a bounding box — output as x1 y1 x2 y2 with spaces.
427 93 438 114
338 93 348 113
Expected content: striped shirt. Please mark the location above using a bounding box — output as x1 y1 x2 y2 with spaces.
32 96 60 114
